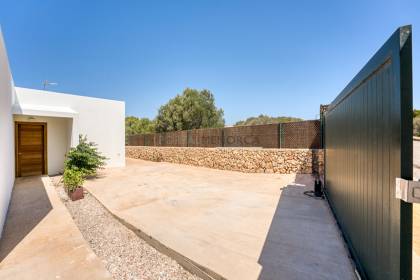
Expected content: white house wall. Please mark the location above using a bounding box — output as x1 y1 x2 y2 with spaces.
14 88 126 167
14 115 72 175
0 28 126 237
0 29 15 237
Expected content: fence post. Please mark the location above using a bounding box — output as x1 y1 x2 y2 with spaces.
221 128 225 147
278 123 283 148
319 104 328 149
186 130 190 147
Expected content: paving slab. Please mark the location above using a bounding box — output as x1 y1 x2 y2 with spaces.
85 158 356 280
413 141 420 280
0 176 111 280
414 203 420 280
413 141 420 279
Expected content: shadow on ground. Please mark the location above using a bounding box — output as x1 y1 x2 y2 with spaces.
258 174 355 280
0 177 52 261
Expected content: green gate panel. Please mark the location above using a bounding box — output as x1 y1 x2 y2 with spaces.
324 26 413 280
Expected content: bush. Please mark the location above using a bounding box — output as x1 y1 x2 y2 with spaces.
63 168 85 192
65 135 107 176
414 117 420 137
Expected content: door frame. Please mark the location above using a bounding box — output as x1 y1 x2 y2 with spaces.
15 121 48 177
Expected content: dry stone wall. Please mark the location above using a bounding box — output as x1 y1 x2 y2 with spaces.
126 146 324 174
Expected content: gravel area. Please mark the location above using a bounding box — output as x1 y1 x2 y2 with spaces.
51 176 201 280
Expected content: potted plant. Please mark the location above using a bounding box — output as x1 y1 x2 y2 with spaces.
63 167 85 201
63 135 106 201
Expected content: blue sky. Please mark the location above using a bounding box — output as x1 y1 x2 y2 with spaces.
0 0 418 125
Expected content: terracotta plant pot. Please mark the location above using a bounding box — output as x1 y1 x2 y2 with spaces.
68 187 84 201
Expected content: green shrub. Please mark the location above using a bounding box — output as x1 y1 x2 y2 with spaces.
65 135 107 176
414 117 420 137
63 168 85 192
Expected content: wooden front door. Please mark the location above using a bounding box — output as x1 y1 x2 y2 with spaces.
15 122 47 177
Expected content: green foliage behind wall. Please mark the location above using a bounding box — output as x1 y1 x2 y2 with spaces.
234 114 303 126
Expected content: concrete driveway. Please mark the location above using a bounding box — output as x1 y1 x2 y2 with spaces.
85 158 355 280
0 176 111 280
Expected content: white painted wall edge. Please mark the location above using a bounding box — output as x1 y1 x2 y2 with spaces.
0 27 15 238
12 103 78 117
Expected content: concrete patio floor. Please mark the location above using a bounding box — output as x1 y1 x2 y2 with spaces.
85 158 356 280
0 176 111 280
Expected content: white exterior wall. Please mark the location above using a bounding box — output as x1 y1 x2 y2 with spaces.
14 88 125 168
0 28 126 237
0 30 15 237
13 115 72 175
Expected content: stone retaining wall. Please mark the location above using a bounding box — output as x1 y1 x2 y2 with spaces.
126 146 324 174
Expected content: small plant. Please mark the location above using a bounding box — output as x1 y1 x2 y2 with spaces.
65 135 107 176
414 117 420 137
63 167 85 192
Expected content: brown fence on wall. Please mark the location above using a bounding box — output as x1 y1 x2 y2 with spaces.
281 120 321 148
127 120 321 149
188 128 223 147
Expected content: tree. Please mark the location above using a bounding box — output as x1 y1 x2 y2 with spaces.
125 116 155 136
414 109 420 119
155 88 224 132
234 114 303 126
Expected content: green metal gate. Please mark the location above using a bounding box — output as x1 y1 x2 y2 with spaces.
324 26 413 279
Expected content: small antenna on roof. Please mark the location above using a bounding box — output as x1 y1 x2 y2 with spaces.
43 80 58 90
